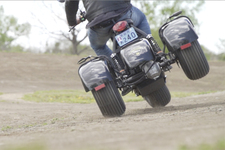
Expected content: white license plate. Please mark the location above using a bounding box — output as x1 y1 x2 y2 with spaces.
115 27 138 47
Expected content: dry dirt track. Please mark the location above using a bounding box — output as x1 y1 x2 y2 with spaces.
0 52 224 150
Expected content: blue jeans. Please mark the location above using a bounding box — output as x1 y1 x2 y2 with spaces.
88 6 151 58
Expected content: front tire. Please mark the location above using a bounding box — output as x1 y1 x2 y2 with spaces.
144 85 171 107
92 81 126 117
176 40 210 80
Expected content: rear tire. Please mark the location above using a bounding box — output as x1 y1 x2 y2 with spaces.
176 40 209 80
144 85 171 107
92 81 126 117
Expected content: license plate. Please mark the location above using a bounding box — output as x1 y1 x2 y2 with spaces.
115 27 138 47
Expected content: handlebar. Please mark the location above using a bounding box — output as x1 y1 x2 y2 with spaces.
69 10 86 32
79 10 86 22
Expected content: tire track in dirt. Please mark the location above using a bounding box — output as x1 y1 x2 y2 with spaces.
0 52 224 150
0 91 224 150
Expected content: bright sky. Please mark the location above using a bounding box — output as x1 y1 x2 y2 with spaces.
1 1 225 54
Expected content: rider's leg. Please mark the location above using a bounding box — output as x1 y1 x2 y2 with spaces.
118 6 159 58
118 6 151 34
131 6 151 34
88 25 113 58
129 6 162 54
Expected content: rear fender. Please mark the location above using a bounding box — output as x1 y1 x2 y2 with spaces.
160 16 198 52
78 60 113 92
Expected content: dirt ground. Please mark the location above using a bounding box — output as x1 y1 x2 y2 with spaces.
0 52 224 150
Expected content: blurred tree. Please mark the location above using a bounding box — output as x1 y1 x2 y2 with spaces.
216 39 225 53
0 6 31 51
35 2 88 55
201 45 213 61
218 53 225 61
216 39 225 61
135 0 205 49
62 27 88 55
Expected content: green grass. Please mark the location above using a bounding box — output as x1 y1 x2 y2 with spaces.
171 91 217 98
23 90 95 104
179 138 225 150
22 90 218 104
0 92 5 102
23 90 142 103
2 138 225 150
1 126 13 131
3 142 47 150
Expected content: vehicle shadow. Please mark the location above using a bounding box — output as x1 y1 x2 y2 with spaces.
124 101 225 117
